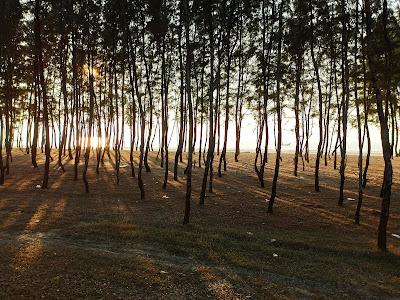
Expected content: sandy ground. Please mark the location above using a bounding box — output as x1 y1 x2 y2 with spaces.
0 149 399 299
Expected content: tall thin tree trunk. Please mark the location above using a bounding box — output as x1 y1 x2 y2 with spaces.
83 53 95 193
364 0 393 251
268 0 283 213
309 1 323 192
199 10 215 206
354 1 363 224
174 19 185 180
338 0 350 206
34 0 50 188
183 0 192 224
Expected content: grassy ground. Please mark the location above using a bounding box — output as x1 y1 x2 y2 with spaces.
0 150 399 299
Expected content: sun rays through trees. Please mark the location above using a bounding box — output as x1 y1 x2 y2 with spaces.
0 0 400 252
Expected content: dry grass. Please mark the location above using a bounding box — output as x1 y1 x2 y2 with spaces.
0 149 399 299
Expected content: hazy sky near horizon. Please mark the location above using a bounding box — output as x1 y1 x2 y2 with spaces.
67 111 383 155
17 99 385 154
208 113 383 155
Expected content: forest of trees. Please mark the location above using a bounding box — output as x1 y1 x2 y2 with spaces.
0 0 399 250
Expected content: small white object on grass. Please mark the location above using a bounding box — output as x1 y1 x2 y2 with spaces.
247 232 254 236
347 197 356 201
273 253 278 257
392 233 400 239
162 195 169 199
270 239 276 243
160 270 168 274
36 185 41 188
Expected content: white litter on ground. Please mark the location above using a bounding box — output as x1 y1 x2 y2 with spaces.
347 197 356 201
392 233 400 239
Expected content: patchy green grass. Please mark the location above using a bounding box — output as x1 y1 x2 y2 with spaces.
68 218 400 298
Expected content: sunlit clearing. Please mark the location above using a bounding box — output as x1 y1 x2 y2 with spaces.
83 63 99 78
89 136 105 149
